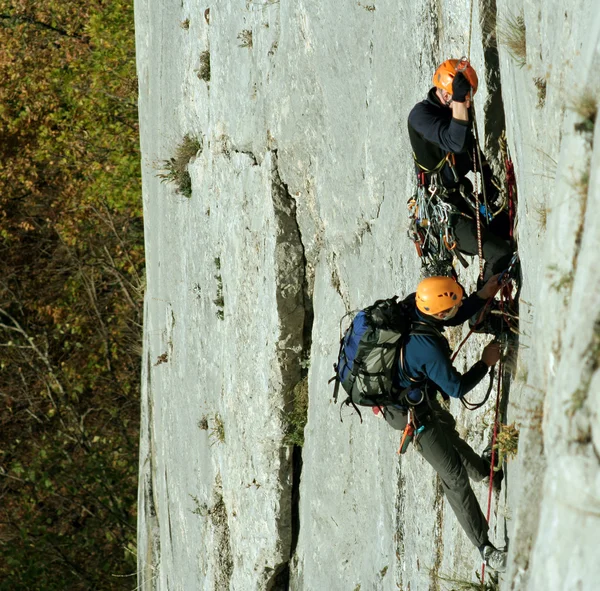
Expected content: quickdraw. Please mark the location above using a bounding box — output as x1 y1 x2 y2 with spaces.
407 173 470 277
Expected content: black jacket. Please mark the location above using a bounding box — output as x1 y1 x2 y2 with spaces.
407 87 476 189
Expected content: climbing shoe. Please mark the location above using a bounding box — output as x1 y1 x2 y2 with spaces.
481 544 507 572
481 446 504 490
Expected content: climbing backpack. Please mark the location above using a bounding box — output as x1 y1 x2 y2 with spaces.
330 295 423 416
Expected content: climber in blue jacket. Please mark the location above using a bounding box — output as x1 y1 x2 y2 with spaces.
388 275 508 572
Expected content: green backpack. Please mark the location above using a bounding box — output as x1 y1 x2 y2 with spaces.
330 295 438 417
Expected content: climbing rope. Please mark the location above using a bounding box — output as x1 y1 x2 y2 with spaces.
472 142 485 282
456 56 486 281
499 132 517 239
467 0 474 61
481 301 506 585
463 9 513 581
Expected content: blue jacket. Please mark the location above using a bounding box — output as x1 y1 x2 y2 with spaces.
397 292 488 399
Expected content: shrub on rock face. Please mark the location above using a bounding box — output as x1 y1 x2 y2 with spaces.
157 134 203 197
237 29 253 48
284 376 309 447
494 423 520 466
197 50 211 82
570 90 597 137
210 414 226 445
498 11 526 67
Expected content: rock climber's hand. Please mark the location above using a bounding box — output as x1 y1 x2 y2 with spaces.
451 72 472 103
477 274 502 300
481 341 501 367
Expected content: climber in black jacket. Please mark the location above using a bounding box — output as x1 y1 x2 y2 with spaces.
407 59 514 285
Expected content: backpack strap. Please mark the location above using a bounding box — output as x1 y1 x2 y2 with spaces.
399 321 445 384
329 364 341 404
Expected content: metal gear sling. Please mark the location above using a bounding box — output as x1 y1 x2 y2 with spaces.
407 158 472 277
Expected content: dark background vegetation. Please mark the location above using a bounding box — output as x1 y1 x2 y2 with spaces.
0 1 143 588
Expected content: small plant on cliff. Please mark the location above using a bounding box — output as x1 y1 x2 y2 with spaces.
435 569 499 590
284 376 309 447
566 319 600 417
498 11 526 67
570 89 597 136
213 258 225 320
196 50 211 82
190 494 209 516
210 414 226 445
533 76 547 108
238 29 253 48
493 423 519 467
533 200 548 231
157 134 202 197
548 264 574 294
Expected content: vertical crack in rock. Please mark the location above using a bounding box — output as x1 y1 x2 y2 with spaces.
394 467 407 590
330 252 351 313
429 479 445 591
428 0 443 66
268 150 314 589
571 122 595 274
210 475 233 591
568 316 600 442
479 0 507 167
140 351 160 591
164 469 174 548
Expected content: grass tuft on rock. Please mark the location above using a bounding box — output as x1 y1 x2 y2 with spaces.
498 12 526 67
210 414 226 445
570 89 597 137
533 200 548 231
284 376 309 447
434 569 499 590
238 29 253 48
157 134 202 197
197 50 211 82
494 423 519 467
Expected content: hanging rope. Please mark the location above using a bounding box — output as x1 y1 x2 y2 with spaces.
463 0 487 283
481 329 504 584
499 132 517 240
472 142 485 281
467 0 474 60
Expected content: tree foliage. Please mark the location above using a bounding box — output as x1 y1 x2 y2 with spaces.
0 0 142 588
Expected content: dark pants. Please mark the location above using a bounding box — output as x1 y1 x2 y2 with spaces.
384 399 490 548
453 214 513 282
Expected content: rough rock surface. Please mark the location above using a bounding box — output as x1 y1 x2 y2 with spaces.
135 0 600 589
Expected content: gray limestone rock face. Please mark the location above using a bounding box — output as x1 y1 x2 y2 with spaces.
135 0 600 589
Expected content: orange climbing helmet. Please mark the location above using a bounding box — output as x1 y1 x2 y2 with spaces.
416 276 464 315
433 58 479 96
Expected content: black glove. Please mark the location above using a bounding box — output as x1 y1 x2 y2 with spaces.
451 72 472 103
